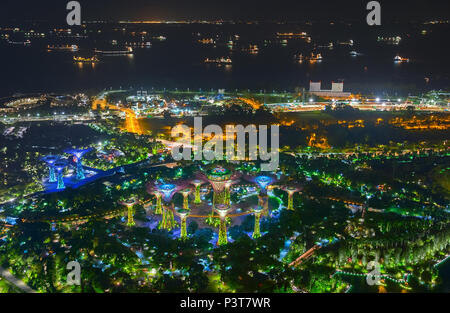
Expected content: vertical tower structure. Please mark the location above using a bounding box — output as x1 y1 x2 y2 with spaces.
283 186 299 211
177 208 190 240
54 160 68 190
252 206 264 239
64 148 92 180
206 167 233 209
41 155 60 183
191 180 204 204
215 204 232 246
180 188 192 211
119 198 138 227
157 183 178 231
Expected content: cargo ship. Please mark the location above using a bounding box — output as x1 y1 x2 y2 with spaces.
47 44 78 52
94 46 133 56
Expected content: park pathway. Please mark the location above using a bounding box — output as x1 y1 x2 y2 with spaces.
0 266 37 293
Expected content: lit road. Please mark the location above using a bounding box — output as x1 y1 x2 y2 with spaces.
1 113 98 124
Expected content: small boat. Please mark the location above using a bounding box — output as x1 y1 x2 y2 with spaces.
73 56 99 63
204 57 232 64
394 55 409 62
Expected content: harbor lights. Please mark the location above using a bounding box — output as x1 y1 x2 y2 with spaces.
177 208 191 240
64 148 91 180
157 184 178 231
180 188 193 210
119 197 138 227
54 160 68 190
284 186 299 211
252 206 264 239
215 204 232 246
41 155 60 183
191 179 204 204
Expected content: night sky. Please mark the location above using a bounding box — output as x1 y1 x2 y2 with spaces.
0 0 449 22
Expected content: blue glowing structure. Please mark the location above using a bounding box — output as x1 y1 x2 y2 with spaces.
254 175 274 194
157 184 177 202
41 155 60 183
64 148 91 180
53 160 68 190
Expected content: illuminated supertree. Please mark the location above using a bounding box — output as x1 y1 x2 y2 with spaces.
191 179 204 204
253 175 275 195
119 197 138 227
64 148 92 180
157 183 179 231
215 204 232 246
244 174 276 216
41 155 60 183
180 188 192 210
54 160 68 190
177 208 190 240
252 206 264 239
152 191 163 214
201 166 238 211
283 186 299 211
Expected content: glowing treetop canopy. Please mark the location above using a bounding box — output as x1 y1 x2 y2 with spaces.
254 175 273 192
157 183 177 202
64 148 92 162
41 155 60 165
119 197 138 207
191 179 203 186
177 208 190 218
207 166 232 181
54 160 68 172
215 204 231 218
252 206 264 214
284 186 299 194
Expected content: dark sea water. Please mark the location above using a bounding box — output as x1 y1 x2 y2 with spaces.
1 22 449 97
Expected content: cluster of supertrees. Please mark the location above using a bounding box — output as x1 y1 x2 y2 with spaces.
40 148 91 189
120 165 302 246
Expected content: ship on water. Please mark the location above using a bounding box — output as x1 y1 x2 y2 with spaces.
73 56 99 63
294 52 322 63
350 50 362 56
94 46 134 56
47 44 78 52
204 57 232 64
394 55 409 62
294 53 304 63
